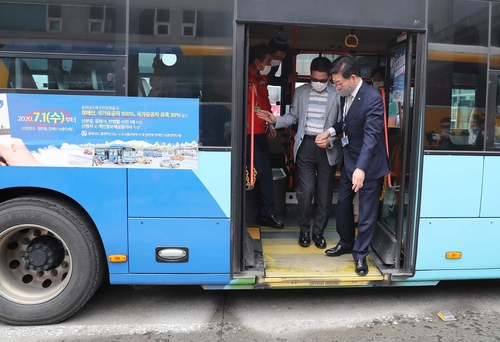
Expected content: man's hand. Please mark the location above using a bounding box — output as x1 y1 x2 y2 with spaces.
267 126 277 138
316 130 331 141
440 132 451 140
256 110 276 124
0 138 42 166
315 135 330 148
352 168 365 192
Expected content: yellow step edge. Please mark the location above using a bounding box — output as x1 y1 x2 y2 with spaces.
247 227 260 240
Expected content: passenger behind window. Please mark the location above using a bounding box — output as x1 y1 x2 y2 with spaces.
435 117 454 150
426 114 484 151
2 59 37 89
148 56 170 97
466 113 484 150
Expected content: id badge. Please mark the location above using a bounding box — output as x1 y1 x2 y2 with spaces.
341 135 349 147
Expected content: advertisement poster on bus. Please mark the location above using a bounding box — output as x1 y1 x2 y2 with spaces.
392 48 405 102
388 48 406 128
0 94 199 169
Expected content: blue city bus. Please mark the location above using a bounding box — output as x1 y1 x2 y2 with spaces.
94 145 136 164
0 0 499 326
143 149 162 158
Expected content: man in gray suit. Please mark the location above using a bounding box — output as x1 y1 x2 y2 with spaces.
257 57 342 248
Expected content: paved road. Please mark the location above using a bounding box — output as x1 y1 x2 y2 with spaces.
2 280 500 341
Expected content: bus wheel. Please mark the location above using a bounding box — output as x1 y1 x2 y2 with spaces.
0 196 106 326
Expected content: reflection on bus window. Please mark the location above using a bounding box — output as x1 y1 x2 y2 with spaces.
425 1 488 152
496 76 500 147
0 57 115 91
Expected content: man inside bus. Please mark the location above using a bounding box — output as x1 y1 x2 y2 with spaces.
247 44 283 229
317 56 389 276
436 117 454 150
257 57 342 248
267 37 298 87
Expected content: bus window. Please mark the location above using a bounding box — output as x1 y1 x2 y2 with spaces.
0 57 116 92
425 0 489 152
296 53 383 84
129 0 234 147
495 76 500 147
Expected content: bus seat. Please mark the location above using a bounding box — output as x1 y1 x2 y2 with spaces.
0 59 9 88
7 60 37 89
50 67 68 90
140 78 151 97
91 69 104 90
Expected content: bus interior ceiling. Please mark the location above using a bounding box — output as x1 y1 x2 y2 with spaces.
243 24 410 282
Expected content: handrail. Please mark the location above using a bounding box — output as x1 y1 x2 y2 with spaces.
249 82 256 189
380 87 394 189
286 26 300 191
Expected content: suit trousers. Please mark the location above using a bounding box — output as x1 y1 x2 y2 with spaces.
296 137 336 235
246 134 275 216
336 168 383 260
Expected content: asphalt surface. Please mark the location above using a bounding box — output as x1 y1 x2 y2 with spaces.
2 280 500 341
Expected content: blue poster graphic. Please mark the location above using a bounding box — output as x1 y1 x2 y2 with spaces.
0 94 199 169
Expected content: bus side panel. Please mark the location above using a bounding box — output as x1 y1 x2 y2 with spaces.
127 151 230 218
0 167 129 274
420 155 483 218
416 218 500 270
128 218 230 274
481 156 500 217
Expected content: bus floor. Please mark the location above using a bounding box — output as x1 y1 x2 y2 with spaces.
245 205 385 288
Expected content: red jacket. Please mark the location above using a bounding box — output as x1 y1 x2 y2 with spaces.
247 71 271 135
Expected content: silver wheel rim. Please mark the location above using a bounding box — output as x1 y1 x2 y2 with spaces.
0 224 72 304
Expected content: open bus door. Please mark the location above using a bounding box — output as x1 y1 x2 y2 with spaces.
238 20 426 287
371 33 416 270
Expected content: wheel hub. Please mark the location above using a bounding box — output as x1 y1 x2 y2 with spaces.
24 236 64 271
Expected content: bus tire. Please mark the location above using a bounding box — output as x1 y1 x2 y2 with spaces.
0 196 106 326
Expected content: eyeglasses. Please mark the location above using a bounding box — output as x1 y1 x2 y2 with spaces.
441 125 450 129
311 77 329 83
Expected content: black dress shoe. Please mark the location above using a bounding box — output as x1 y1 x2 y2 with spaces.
325 244 352 257
298 231 310 247
312 234 327 249
258 215 284 229
354 258 368 276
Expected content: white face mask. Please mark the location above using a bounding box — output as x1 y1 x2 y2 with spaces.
311 81 327 92
259 65 272 75
338 84 355 97
372 81 384 89
271 59 281 67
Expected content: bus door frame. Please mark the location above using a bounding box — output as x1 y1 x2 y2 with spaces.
485 70 500 151
372 31 427 275
230 22 248 275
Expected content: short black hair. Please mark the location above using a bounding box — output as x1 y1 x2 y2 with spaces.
440 117 451 124
268 37 289 54
330 55 359 78
310 57 331 74
249 44 271 65
470 114 482 123
371 66 386 79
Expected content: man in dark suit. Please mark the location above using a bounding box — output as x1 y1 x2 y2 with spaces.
317 56 389 276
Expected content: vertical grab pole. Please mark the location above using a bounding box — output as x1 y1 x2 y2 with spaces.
250 82 256 187
380 87 393 189
287 25 300 191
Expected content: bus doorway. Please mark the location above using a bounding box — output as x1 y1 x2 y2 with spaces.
241 24 421 287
